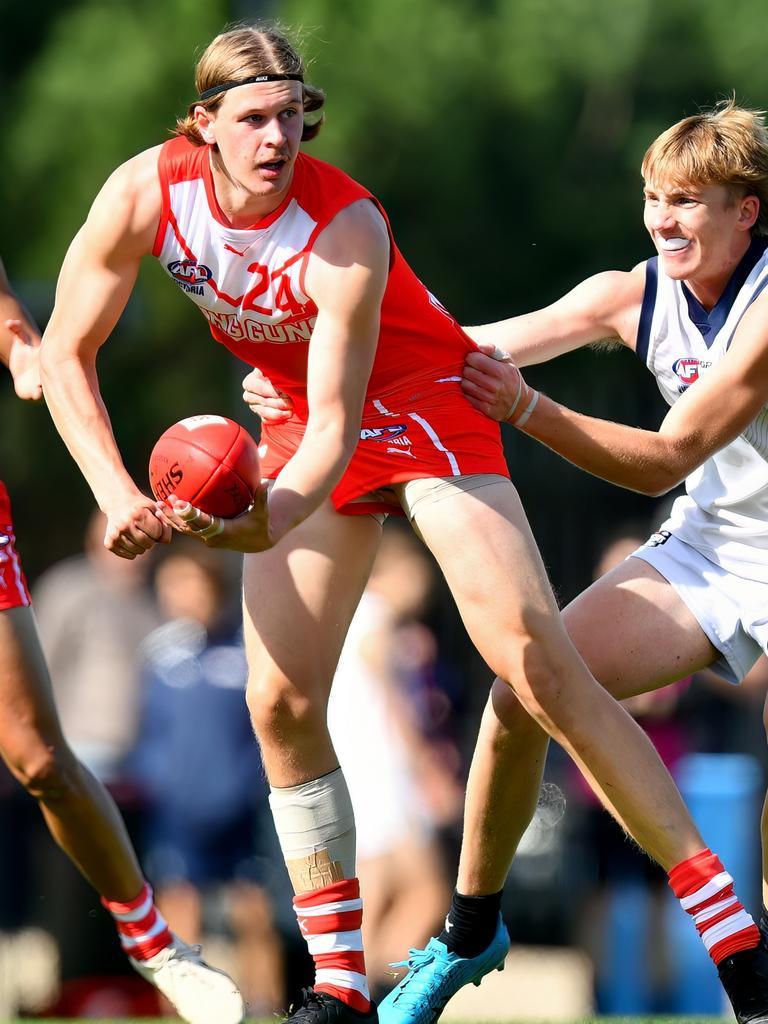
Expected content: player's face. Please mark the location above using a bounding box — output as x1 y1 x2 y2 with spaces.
196 81 304 209
643 180 756 303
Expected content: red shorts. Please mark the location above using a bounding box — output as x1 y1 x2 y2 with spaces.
0 481 31 610
260 379 510 515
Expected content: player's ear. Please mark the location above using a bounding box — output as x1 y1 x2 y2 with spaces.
193 105 217 145
739 194 760 231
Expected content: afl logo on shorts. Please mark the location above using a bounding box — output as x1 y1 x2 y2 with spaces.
167 260 213 285
360 425 409 442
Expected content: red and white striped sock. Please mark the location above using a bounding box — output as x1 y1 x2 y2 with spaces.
294 878 370 1012
101 881 173 962
669 848 760 964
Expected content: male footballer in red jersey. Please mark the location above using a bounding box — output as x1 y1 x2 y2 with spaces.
38 23 768 1024
0 259 244 1024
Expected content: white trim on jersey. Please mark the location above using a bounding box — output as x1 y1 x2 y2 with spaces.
408 413 460 475
372 397 462 475
8 542 30 607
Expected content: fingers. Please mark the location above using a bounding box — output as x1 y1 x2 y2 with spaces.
103 503 172 558
242 369 294 422
168 499 224 543
462 364 504 394
242 367 268 385
5 319 33 345
464 394 494 417
465 350 506 372
472 340 505 358
248 405 293 424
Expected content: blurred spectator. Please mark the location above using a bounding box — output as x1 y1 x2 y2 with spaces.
130 539 284 1015
32 507 158 783
328 525 460 997
25 507 160 997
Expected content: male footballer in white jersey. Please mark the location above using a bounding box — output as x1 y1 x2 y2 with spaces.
379 98 768 1024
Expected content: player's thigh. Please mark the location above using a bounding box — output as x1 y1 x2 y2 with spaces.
0 605 67 761
563 556 720 699
412 477 571 677
242 500 382 699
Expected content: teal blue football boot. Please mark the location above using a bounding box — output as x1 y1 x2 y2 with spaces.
378 915 510 1024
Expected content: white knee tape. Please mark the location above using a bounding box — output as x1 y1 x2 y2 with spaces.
269 767 356 888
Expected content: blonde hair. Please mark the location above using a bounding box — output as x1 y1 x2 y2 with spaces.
175 23 325 145
642 98 768 235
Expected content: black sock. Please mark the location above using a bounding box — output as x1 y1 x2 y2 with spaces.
438 889 503 958
760 904 768 941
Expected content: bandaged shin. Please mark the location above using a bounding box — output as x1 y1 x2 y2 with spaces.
269 766 356 892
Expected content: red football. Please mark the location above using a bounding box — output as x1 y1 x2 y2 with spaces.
149 415 261 518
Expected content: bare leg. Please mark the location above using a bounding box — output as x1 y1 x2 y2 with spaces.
457 680 549 895
243 501 381 786
458 555 720 895
0 605 142 900
415 479 708 870
242 501 381 1013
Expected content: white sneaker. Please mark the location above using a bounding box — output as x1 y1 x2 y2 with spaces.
130 934 245 1024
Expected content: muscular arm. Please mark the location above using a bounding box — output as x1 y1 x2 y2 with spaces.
0 258 42 400
39 147 171 557
498 288 768 496
266 199 389 541
463 267 645 366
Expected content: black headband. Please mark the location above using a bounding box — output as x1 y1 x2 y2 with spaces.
199 73 304 101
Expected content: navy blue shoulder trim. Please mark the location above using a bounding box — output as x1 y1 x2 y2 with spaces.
635 257 657 366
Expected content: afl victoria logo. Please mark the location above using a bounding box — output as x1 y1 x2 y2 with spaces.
672 357 702 386
360 425 409 442
167 259 213 285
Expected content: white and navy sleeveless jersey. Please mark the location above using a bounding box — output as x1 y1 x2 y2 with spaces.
637 236 768 581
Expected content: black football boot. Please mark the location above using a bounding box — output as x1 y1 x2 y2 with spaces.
286 988 378 1024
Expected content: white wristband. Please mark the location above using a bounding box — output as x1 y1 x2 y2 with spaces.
503 373 524 421
515 390 540 428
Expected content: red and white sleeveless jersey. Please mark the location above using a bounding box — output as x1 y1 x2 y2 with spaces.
153 138 508 508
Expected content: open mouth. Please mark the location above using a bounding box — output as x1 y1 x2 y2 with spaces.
659 236 691 252
259 158 287 175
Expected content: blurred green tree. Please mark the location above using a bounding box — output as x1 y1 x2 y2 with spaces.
1 0 763 588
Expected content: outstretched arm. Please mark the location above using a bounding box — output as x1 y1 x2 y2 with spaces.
0 258 42 400
39 147 172 558
464 288 768 496
463 267 645 366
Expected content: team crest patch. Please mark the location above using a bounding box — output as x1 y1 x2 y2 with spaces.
360 425 409 442
167 259 212 294
672 357 711 393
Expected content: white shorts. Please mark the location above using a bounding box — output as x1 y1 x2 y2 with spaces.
632 529 766 684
